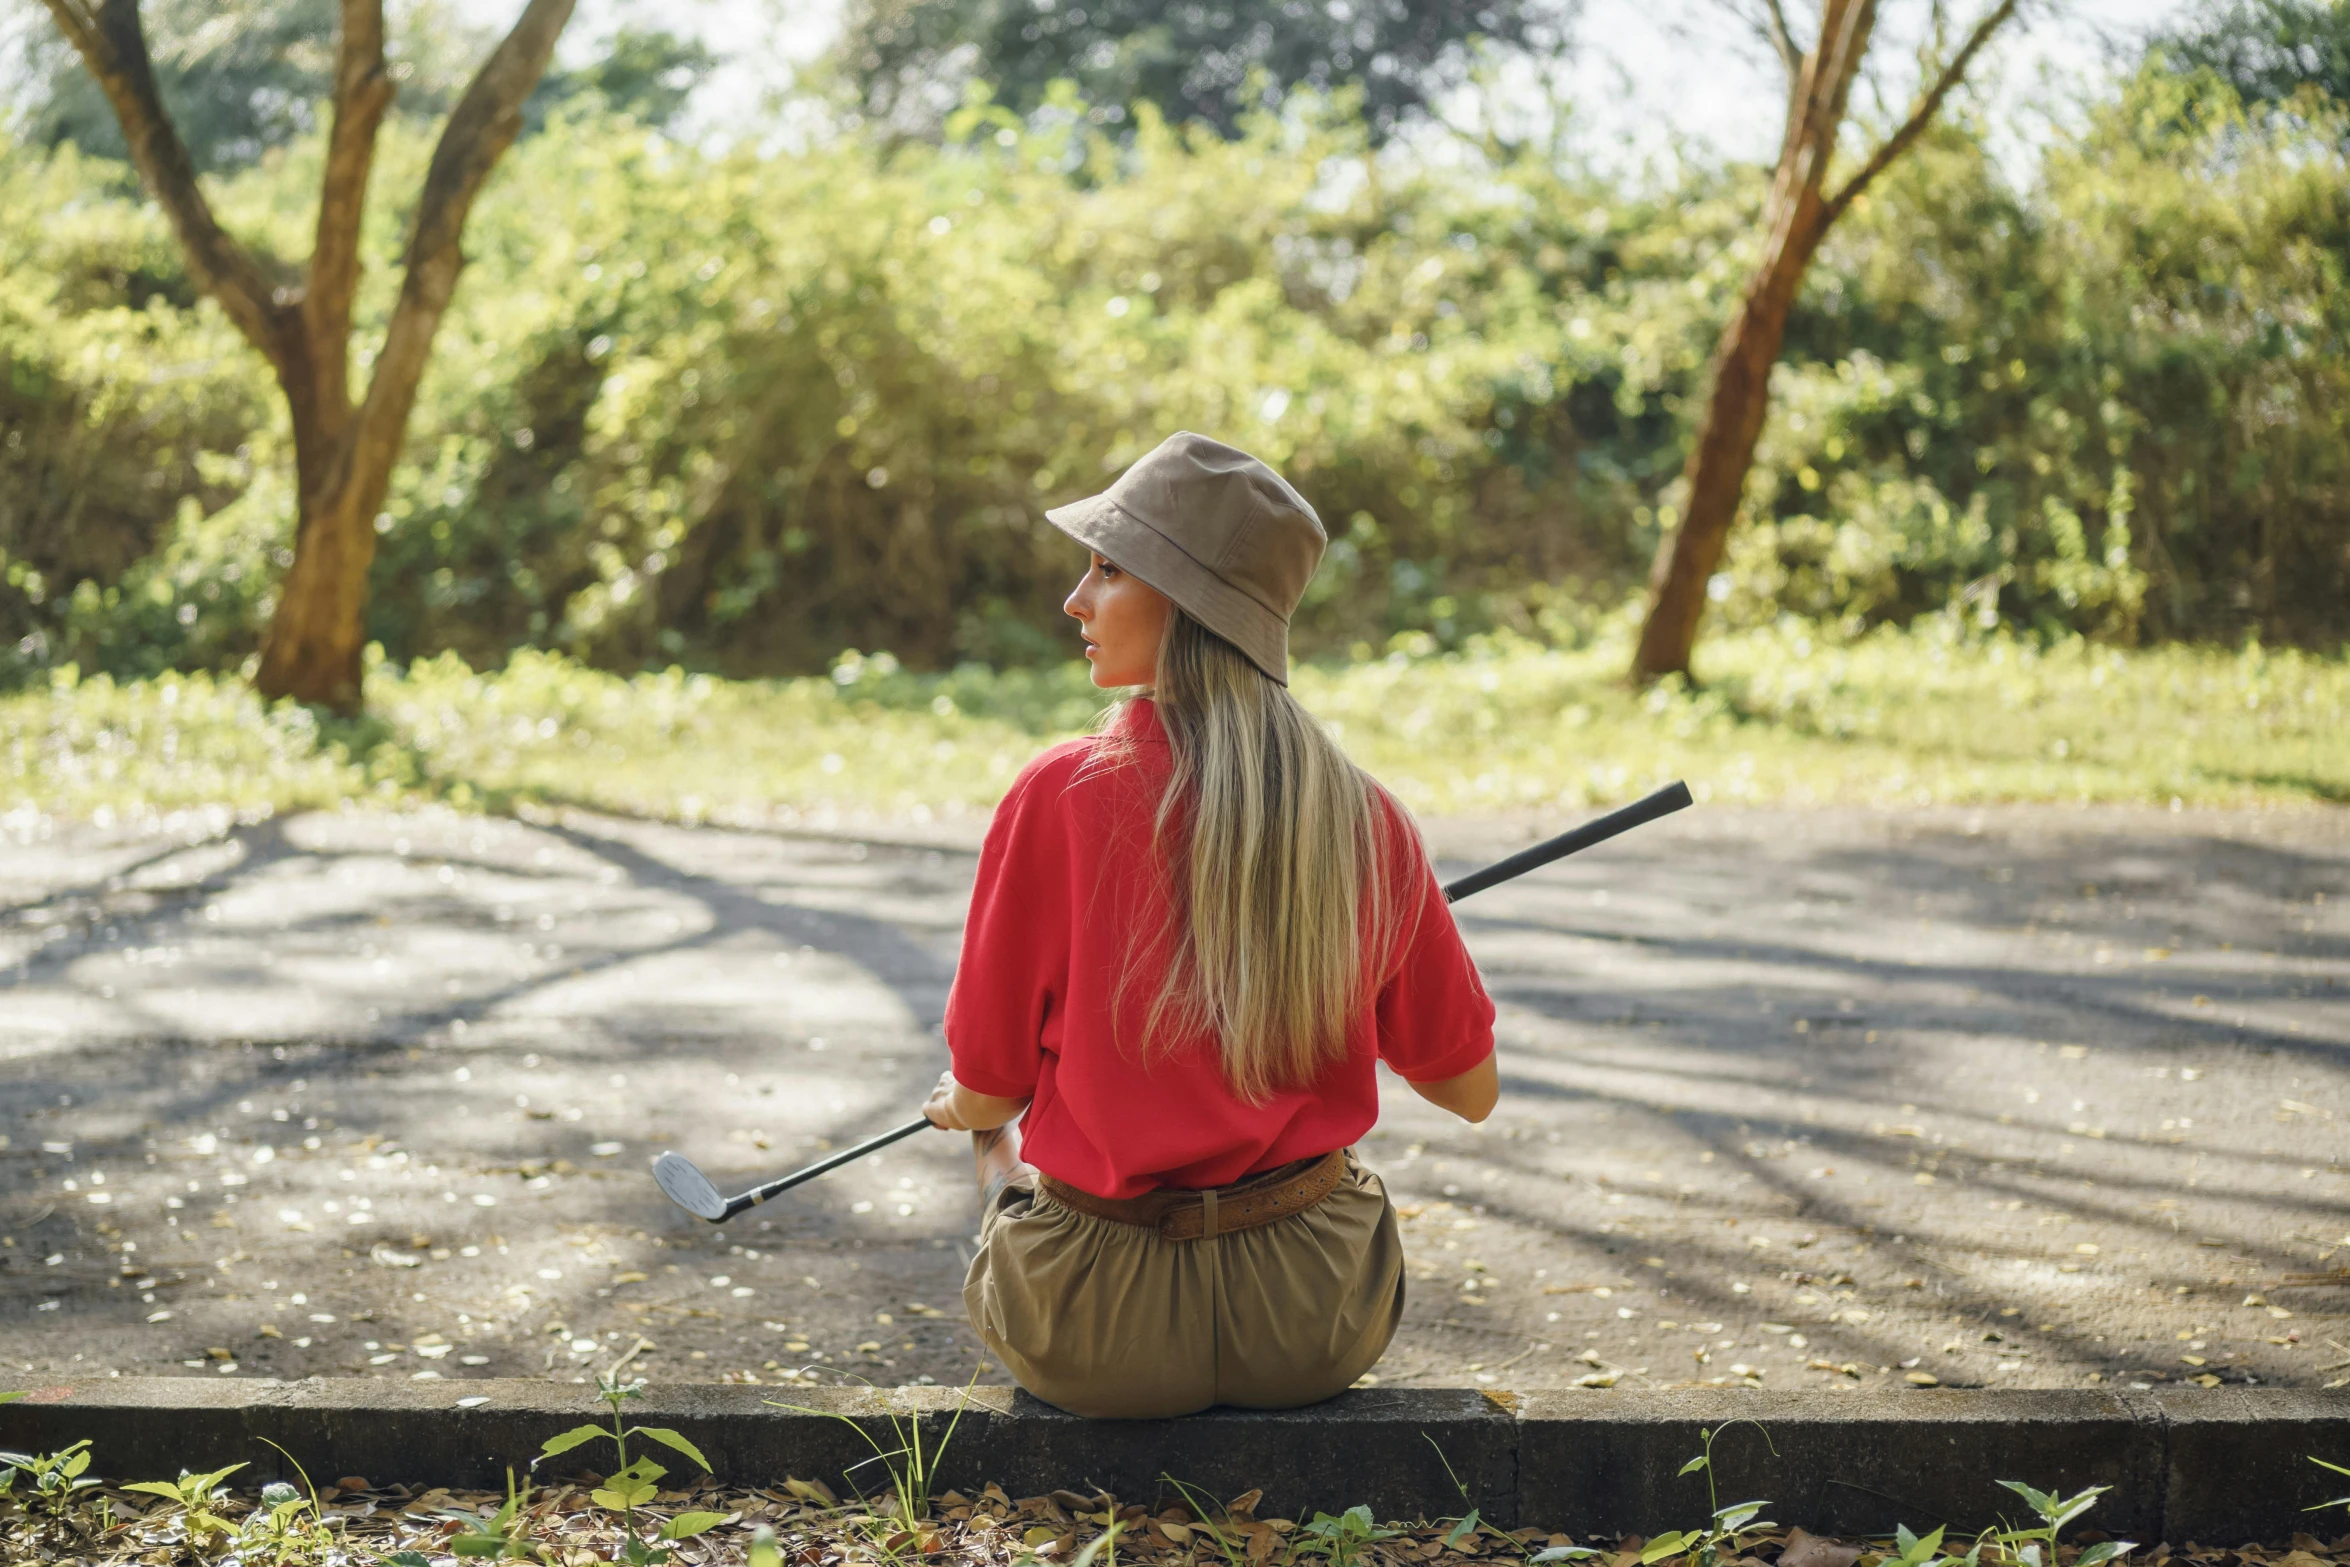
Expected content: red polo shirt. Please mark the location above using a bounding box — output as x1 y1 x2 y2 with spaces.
943 698 1495 1199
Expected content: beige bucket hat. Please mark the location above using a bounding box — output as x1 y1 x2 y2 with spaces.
1044 432 1325 684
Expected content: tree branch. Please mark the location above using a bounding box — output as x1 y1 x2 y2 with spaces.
1819 0 2024 227
1766 0 1873 213
305 0 396 422
38 0 298 375
346 0 578 494
1758 0 1804 81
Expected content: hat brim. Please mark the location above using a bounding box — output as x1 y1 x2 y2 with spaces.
1045 492 1291 684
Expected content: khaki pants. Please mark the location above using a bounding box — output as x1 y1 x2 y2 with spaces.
963 1151 1405 1419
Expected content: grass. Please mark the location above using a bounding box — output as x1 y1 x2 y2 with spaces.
1 619 2345 832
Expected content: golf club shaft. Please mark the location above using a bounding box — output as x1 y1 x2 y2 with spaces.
734 1116 937 1212
672 781 1692 1219
1439 781 1692 904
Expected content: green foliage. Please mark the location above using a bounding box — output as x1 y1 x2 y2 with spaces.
1879 1523 1986 1567
12 0 498 173
765 1366 977 1535
2148 0 2350 110
4 56 2346 689
16 2 709 172
518 1372 719 1563
238 1478 332 1564
430 1468 544 1561
0 136 271 686
121 1461 249 1553
525 26 719 133
531 1371 713 1561
0 1438 100 1520
20 0 341 172
1718 72 2350 648
1991 1481 2134 1567
838 0 1569 140
1637 1423 1776 1567
1295 1504 1401 1567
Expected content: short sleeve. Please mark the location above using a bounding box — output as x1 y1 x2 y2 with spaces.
1372 804 1497 1084
942 752 1077 1099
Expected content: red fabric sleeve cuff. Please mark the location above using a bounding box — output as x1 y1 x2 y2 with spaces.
1392 1037 1495 1086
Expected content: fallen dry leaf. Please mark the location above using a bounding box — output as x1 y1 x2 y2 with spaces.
1780 1528 1863 1567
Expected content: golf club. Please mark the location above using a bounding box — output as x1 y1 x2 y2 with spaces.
653 1115 936 1222
652 778 1693 1223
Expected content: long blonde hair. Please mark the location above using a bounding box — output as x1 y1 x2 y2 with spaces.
1124 611 1409 1103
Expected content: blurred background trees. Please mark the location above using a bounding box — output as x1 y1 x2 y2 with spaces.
838 0 1575 140
1 0 2344 698
2149 0 2350 109
15 1 710 170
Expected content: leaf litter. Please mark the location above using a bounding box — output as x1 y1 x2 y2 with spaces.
8 1469 2350 1566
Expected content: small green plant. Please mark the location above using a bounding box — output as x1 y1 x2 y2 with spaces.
767 1364 978 1536
122 1461 248 1555
2310 1456 2350 1521
535 1371 724 1565
238 1479 336 1565
0 1437 102 1522
399 1468 547 1563
1879 1524 1988 1567
1295 1504 1402 1567
1637 1421 1778 1567
231 1441 352 1566
1991 1481 2135 1567
1425 1433 1575 1560
750 1523 785 1567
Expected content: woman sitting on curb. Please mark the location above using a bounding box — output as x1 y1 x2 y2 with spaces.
923 431 1499 1419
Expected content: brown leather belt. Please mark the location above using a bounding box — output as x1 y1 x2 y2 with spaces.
1038 1149 1348 1242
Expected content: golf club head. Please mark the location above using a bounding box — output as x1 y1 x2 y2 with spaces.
651 1151 733 1223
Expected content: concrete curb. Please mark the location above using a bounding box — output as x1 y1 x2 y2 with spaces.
5 1382 2347 1542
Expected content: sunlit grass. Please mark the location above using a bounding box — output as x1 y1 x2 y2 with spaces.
2 621 2344 833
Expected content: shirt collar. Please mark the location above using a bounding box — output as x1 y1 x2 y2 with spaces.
1116 696 1170 744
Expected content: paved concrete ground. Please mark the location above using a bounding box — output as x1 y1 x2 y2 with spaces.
1 803 2344 1400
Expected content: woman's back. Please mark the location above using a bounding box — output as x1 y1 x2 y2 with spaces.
945 697 1494 1200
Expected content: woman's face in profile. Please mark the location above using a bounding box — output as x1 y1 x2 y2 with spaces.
1063 550 1170 688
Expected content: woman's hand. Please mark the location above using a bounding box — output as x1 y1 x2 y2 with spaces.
922 1069 970 1130
923 1069 1029 1132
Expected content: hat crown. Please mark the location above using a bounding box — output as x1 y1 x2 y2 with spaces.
1042 431 1320 682
1106 432 1324 620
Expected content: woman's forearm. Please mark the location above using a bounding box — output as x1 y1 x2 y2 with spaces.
951 1082 1029 1131
1406 1054 1499 1123
923 1068 1030 1132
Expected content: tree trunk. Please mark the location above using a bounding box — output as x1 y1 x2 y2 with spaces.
253 475 381 710
1629 218 1824 683
41 0 576 716
1627 0 2023 684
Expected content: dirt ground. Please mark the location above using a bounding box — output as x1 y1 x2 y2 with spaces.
1 801 2344 1397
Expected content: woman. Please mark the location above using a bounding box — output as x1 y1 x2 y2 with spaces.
922 431 1499 1419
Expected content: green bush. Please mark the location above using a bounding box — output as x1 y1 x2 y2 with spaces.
0 59 2342 690
1719 74 2350 645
